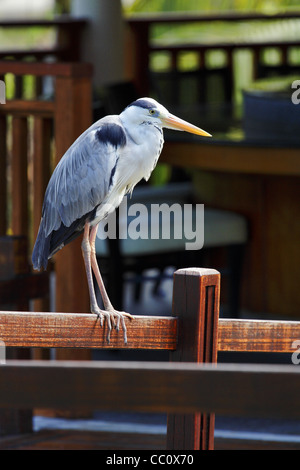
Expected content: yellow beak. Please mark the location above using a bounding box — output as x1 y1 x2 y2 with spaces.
162 113 212 137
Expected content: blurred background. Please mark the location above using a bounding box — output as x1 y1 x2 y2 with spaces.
0 0 300 449
1 0 299 323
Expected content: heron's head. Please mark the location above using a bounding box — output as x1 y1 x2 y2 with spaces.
121 97 211 137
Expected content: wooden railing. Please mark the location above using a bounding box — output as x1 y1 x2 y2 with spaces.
0 17 88 62
127 11 300 102
0 268 300 450
0 61 93 315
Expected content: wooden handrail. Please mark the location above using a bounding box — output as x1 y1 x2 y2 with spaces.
0 17 88 28
219 318 300 353
0 100 54 117
0 361 299 420
1 310 300 353
152 38 300 52
127 11 300 25
1 268 299 449
0 311 177 350
0 61 93 77
0 17 88 62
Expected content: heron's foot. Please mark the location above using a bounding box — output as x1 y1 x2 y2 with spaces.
91 305 133 343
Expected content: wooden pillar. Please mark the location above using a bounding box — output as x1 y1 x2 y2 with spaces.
167 267 220 450
54 67 92 316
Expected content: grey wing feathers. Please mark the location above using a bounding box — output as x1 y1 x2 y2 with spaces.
32 116 126 270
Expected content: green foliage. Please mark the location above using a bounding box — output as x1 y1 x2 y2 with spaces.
124 0 300 14
125 0 300 108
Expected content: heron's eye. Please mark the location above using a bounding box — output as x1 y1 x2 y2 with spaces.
149 109 156 115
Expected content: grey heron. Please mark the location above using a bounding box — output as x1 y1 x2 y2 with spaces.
32 97 211 342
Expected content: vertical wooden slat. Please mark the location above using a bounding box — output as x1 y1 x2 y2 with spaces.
127 22 150 95
11 116 28 237
167 267 220 450
14 75 23 99
0 115 7 235
34 76 43 99
170 50 179 106
32 116 52 316
252 46 261 80
280 44 288 70
32 117 52 243
197 49 207 104
225 47 233 103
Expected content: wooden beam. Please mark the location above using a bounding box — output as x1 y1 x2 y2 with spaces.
127 11 300 26
0 361 299 420
218 318 300 353
152 38 300 53
0 18 88 28
0 311 177 350
0 61 93 78
0 100 54 117
1 312 300 354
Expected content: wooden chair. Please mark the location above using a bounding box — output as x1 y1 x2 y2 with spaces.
0 267 300 450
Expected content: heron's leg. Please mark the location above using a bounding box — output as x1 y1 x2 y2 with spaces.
81 223 112 333
89 223 113 311
89 223 133 342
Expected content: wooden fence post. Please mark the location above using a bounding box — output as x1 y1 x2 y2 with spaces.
167 267 220 450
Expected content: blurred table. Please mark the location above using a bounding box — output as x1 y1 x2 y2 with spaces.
161 132 300 318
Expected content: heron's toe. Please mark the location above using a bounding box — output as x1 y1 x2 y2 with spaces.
91 305 132 343
107 309 133 344
91 305 112 331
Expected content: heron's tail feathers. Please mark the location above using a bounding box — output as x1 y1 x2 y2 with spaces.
32 224 51 271
32 213 89 271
